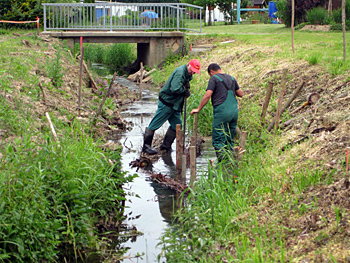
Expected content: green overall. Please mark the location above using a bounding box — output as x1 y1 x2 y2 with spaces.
212 75 239 150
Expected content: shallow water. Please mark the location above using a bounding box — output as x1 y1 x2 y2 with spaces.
93 66 216 262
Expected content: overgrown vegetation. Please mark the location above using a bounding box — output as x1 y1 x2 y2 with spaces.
0 29 133 262
83 43 136 71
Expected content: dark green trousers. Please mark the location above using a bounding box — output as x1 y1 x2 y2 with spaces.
212 90 239 150
148 100 182 131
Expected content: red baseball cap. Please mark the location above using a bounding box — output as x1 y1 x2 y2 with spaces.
189 59 201 74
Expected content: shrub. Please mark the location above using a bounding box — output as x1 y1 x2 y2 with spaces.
306 7 329 25
46 47 64 88
275 0 327 27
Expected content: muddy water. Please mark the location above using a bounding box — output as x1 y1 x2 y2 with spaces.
95 65 216 262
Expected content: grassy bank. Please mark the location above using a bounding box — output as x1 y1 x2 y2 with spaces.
0 30 133 262
154 25 350 262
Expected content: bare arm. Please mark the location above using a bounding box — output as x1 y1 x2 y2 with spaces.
236 88 243 98
190 90 213 116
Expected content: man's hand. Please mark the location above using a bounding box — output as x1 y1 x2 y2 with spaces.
191 109 199 116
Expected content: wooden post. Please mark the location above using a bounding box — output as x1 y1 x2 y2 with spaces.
45 112 58 142
87 59 90 68
238 131 248 162
82 60 98 92
176 124 183 173
267 78 305 132
68 50 74 60
346 147 349 173
139 62 143 99
291 0 295 53
260 81 274 125
275 69 288 131
182 154 186 184
342 0 346 62
191 112 198 147
95 72 117 119
38 82 46 104
78 47 85 116
190 146 196 189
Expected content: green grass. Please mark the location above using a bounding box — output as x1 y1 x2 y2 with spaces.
155 23 350 262
0 29 134 262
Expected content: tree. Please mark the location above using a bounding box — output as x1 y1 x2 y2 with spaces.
215 0 235 24
182 0 216 26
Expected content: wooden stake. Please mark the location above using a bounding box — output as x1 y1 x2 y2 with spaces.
267 80 304 132
182 154 186 184
192 112 198 142
291 0 295 53
260 81 274 125
68 50 74 60
82 60 98 92
45 112 58 142
176 124 183 173
95 72 117 119
342 0 346 62
238 131 248 162
275 69 288 132
78 47 85 116
139 62 143 99
190 146 196 189
346 147 349 173
38 82 47 104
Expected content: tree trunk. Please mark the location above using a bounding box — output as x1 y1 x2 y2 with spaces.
291 0 295 53
208 4 212 26
328 0 333 15
342 0 346 62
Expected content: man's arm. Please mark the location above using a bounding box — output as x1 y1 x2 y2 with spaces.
190 90 213 115
236 88 243 97
169 72 186 95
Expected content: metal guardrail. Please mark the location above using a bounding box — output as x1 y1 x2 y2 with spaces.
42 3 202 32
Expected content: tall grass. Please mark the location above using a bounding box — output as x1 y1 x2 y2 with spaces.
159 130 331 262
83 43 136 69
0 82 132 263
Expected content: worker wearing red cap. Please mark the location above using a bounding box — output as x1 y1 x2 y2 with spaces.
142 59 201 155
191 63 243 162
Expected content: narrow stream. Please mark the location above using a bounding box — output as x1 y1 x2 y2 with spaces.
93 64 216 262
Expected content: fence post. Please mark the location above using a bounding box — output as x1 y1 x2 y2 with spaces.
177 4 180 31
44 5 47 31
110 5 113 32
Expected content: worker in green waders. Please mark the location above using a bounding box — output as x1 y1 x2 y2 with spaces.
142 59 201 155
191 63 243 162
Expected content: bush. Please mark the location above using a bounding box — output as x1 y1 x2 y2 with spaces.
275 0 327 27
306 7 329 25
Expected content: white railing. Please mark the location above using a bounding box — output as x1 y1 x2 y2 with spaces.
42 2 202 32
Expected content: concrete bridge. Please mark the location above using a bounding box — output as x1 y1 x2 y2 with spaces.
43 31 185 67
42 2 202 67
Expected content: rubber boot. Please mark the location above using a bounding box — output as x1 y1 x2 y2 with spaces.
215 148 225 163
160 127 176 152
142 128 157 155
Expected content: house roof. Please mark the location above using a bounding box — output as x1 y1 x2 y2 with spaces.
253 0 266 6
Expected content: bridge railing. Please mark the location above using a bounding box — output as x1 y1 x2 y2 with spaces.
42 3 202 32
